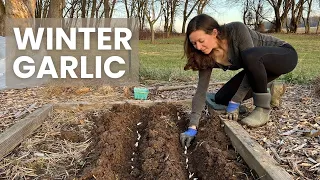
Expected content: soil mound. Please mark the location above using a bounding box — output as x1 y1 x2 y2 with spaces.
76 103 253 180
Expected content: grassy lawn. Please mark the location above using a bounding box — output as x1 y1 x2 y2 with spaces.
139 34 320 84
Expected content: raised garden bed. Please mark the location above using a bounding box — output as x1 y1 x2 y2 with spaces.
1 83 318 179
1 102 256 179
78 103 254 179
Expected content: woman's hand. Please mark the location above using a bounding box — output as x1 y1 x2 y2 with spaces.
180 126 197 148
226 101 240 120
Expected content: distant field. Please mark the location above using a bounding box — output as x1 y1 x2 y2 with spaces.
284 27 318 34
139 33 320 84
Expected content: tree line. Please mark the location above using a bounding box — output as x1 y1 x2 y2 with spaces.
0 0 319 43
240 0 320 33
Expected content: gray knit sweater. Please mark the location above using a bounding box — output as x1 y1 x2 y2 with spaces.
189 22 286 127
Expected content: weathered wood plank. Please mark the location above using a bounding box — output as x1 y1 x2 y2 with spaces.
223 120 292 180
151 82 227 92
0 104 53 159
53 99 192 110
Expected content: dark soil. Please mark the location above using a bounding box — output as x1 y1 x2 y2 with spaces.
75 103 254 180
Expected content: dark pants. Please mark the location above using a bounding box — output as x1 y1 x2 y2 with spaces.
215 44 298 105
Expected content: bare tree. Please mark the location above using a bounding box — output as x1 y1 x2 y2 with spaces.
162 0 179 37
35 0 42 18
89 0 97 27
288 0 305 33
197 0 210 14
317 16 320 33
163 1 170 34
6 0 36 18
48 0 64 18
0 0 35 36
63 0 82 31
254 0 264 31
64 0 79 18
42 0 50 18
124 0 137 18
104 0 117 18
168 0 180 35
316 0 320 33
81 0 88 27
0 0 4 36
82 0 87 18
266 0 291 32
302 0 313 33
36 0 51 19
0 1 4 17
35 0 50 30
144 0 164 43
95 0 104 18
280 0 291 32
182 0 199 33
136 0 146 30
243 0 250 25
242 0 265 31
98 0 116 27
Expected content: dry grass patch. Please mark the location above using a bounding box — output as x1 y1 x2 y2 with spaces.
0 108 94 179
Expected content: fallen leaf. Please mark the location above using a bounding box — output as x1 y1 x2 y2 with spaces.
75 87 91 95
79 119 85 125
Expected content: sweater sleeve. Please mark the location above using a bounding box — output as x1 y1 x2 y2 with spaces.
189 68 212 127
230 22 254 103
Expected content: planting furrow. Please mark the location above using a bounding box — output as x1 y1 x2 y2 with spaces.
76 103 253 180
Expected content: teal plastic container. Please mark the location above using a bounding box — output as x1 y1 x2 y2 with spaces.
134 87 149 100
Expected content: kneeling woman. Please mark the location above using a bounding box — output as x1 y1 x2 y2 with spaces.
180 14 298 148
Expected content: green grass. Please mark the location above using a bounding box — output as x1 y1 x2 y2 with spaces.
271 34 320 83
139 34 320 84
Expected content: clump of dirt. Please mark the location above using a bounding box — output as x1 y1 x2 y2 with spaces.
75 103 254 180
187 113 254 179
60 130 85 143
59 122 86 143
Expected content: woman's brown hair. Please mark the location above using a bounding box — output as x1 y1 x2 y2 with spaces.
184 14 227 71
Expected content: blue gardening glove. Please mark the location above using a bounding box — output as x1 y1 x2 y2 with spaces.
226 101 240 120
180 128 197 148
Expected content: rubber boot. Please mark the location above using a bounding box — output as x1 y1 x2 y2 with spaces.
241 92 271 127
268 81 286 108
206 93 226 110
